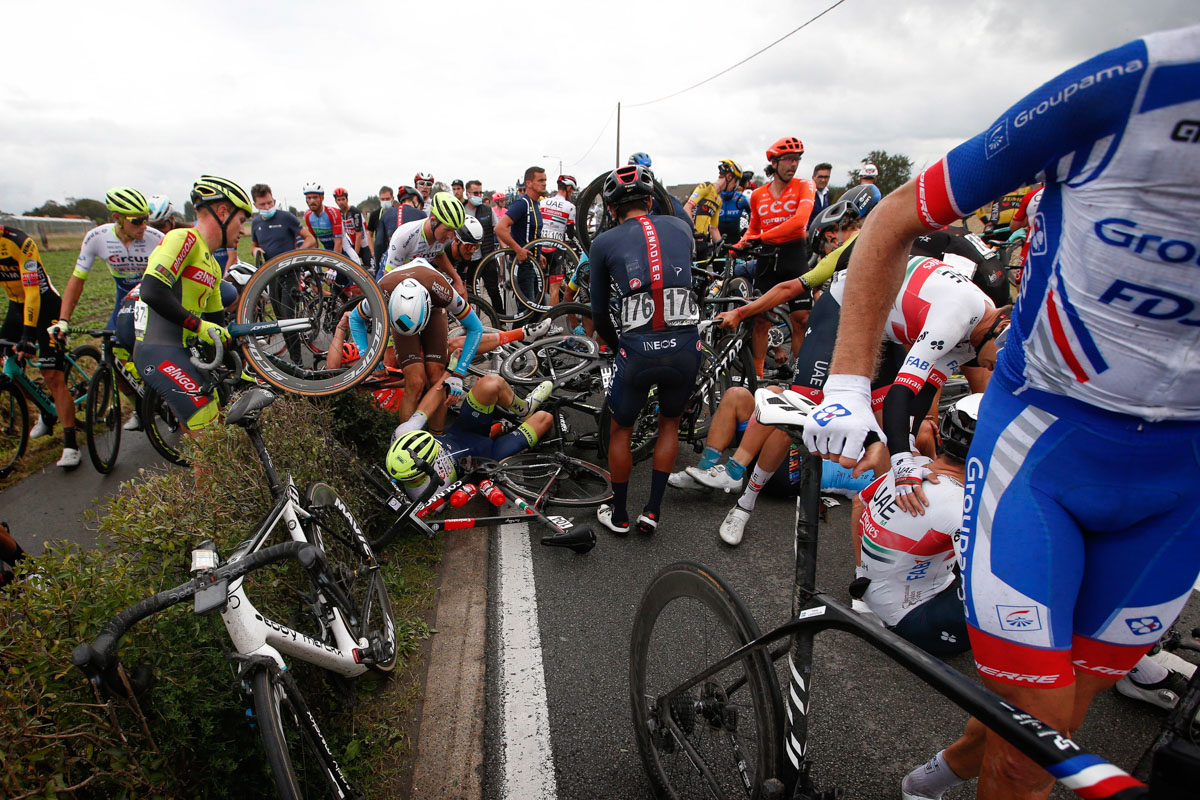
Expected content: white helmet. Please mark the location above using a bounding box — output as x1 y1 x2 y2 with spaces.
226 260 258 288
147 194 174 223
388 278 432 335
302 181 324 195
860 163 879 178
456 215 484 245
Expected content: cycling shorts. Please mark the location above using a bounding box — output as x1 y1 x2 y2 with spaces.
538 245 570 282
393 308 448 369
961 375 1200 689
608 328 703 427
890 575 970 658
752 241 811 312
441 393 536 463
134 342 218 430
2 294 64 370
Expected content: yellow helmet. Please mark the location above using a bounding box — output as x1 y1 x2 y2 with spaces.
429 191 466 229
386 430 440 483
717 159 743 180
105 187 150 217
190 175 253 216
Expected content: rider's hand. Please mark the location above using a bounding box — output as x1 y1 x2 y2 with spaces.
891 452 937 516
47 319 70 342
523 318 552 340
15 330 37 360
802 374 884 473
324 268 338 284
442 373 465 402
197 320 232 344
716 309 741 330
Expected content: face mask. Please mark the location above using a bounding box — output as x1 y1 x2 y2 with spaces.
720 190 736 200
260 207 277 219
380 199 394 210
469 195 483 207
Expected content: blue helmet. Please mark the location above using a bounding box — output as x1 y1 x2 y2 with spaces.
839 184 881 219
627 152 652 168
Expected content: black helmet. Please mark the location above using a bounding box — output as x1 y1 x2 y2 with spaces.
839 184 880 218
602 164 654 206
939 393 983 461
807 199 860 253
398 185 422 203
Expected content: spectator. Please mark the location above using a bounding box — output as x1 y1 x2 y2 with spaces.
374 185 427 267
809 162 832 225
495 166 547 302
250 183 306 261
451 179 465 203
365 185 394 263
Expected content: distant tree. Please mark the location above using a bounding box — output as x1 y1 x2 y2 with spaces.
27 199 68 217
839 150 913 198
183 200 195 222
431 181 448 196
359 196 380 216
73 198 108 224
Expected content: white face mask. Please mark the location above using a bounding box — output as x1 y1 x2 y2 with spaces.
468 195 483 207
380 199 394 209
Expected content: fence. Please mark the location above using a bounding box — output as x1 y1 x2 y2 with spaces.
0 215 93 251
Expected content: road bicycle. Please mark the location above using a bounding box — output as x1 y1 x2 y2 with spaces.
0 339 99 477
629 389 1191 799
74 386 396 798
469 237 582 324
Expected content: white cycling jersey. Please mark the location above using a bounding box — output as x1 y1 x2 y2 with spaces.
383 219 442 272
830 256 992 393
539 195 576 242
858 468 961 627
73 224 164 284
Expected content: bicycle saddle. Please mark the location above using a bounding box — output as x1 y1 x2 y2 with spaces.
227 387 277 427
753 388 818 429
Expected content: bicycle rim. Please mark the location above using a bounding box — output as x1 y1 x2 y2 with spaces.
0 383 29 478
252 667 353 800
304 482 397 673
85 367 121 473
473 249 534 324
630 562 783 800
67 344 101 413
499 332 601 387
139 387 189 467
497 452 612 507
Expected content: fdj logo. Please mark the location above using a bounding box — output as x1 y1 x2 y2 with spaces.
1125 616 1163 636
813 404 851 427
996 605 1043 632
1098 279 1200 326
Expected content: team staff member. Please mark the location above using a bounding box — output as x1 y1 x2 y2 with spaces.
250 183 307 360
805 25 1200 800
1 226 79 468
589 164 701 536
734 136 816 372
495 166 546 305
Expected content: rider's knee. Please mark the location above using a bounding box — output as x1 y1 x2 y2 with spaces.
474 373 504 399
403 366 427 394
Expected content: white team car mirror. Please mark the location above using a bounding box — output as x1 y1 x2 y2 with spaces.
753 388 819 429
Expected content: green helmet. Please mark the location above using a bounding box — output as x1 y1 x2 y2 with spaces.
190 175 254 216
105 187 151 217
429 191 465 230
386 430 440 483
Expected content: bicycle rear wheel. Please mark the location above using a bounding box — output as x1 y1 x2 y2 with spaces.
67 344 101 414
252 666 358 800
499 333 601 386
303 482 397 673
139 386 188 467
0 383 29 478
497 452 612 507
85 367 122 473
630 561 784 800
471 248 535 324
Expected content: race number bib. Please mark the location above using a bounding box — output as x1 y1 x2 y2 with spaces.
620 288 698 331
133 299 148 338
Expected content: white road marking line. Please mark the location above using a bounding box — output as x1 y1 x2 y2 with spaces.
497 522 558 799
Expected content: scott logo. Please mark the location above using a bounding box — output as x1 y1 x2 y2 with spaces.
812 404 851 426
1098 279 1200 326
1170 119 1200 143
1094 218 1200 266
1125 616 1163 636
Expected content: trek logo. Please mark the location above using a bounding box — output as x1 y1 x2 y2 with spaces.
1013 58 1143 128
1170 119 1200 143
985 119 1009 159
1094 218 1200 266
1098 279 1200 326
812 404 850 427
1125 616 1163 636
997 605 1043 632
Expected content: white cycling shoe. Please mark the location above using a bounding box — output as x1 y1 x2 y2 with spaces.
719 506 750 546
30 417 53 438
1115 672 1191 710
56 447 82 470
687 463 743 493
523 318 553 340
596 504 630 536
123 411 143 432
667 470 705 490
525 381 554 417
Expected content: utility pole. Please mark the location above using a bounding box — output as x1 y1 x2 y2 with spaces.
615 102 621 168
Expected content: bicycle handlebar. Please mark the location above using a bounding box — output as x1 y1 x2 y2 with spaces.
189 327 225 371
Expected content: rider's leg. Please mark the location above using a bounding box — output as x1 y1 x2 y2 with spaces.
40 366 77 453
644 414 680 518
424 361 448 433
731 427 791 513
696 386 755 470
750 315 769 378
607 420 633 525
398 363 427 422
789 308 809 358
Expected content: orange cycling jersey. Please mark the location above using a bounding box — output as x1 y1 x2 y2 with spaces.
739 178 816 247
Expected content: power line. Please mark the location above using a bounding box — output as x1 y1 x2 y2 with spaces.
569 104 619 167
627 0 849 108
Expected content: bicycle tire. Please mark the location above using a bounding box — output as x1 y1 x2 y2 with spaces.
719 276 752 300
303 482 397 674
252 666 356 800
85 367 121 473
236 250 387 397
513 238 580 313
0 383 29 478
139 386 189 467
575 173 677 255
497 451 612 507
471 247 535 324
630 561 784 800
67 344 101 411
499 333 601 387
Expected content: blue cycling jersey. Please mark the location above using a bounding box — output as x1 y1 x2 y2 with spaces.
717 190 750 238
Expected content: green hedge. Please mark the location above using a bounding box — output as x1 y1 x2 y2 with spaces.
0 394 439 799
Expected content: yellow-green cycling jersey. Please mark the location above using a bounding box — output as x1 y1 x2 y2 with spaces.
140 228 225 347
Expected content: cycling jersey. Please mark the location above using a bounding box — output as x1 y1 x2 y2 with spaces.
687 183 720 236
339 205 364 247
539 194 576 242
376 263 482 375
139 228 224 348
915 24 1200 421
0 226 57 327
73 223 164 326
303 206 344 252
383 219 443 274
717 190 750 242
741 179 816 247
911 228 1009 307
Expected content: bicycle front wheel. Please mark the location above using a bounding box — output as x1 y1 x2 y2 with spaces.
0 383 29 478
67 344 102 413
84 366 122 473
497 452 612 507
139 386 188 467
303 482 397 674
630 561 783 800
252 666 357 800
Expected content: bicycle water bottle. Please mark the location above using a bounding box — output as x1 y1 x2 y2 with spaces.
416 494 448 519
478 480 505 507
708 279 723 298
449 483 477 508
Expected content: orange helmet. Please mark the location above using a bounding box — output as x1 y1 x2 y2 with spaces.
766 136 805 161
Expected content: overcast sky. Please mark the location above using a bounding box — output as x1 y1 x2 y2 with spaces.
3 1 1197 214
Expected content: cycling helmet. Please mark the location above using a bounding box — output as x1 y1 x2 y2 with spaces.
860 163 879 179
939 393 983 461
806 199 860 253
766 136 805 161
341 341 360 364
398 185 422 204
190 175 253 215
839 184 881 218
557 175 578 189
302 181 324 195
429 191 466 229
717 159 743 179
146 194 174 223
602 164 655 206
333 186 348 198
627 152 653 168
386 429 441 483
492 191 506 203
106 187 150 217
226 260 258 288
456 215 484 245
414 171 434 184
388 277 433 335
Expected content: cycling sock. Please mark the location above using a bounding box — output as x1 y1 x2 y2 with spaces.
901 750 966 799
736 464 773 512
515 421 540 449
1129 655 1169 685
506 395 529 416
611 481 629 525
62 427 77 450
725 459 748 482
646 470 668 516
497 328 524 345
754 357 765 379
698 446 722 470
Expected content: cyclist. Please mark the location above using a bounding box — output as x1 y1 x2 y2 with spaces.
1 225 79 468
414 171 434 209
374 185 427 268
716 165 752 245
381 192 468 294
538 174 579 306
491 191 508 217
733 136 817 374
588 164 701 536
804 25 1200 800
147 194 179 234
134 175 251 435
333 187 371 269
685 160 741 256
301 181 358 263
856 162 883 205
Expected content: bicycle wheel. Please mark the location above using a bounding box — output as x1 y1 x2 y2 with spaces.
0 383 29 479
252 666 357 800
84 366 122 473
236 250 387 397
303 482 397 674
139 386 188 467
448 295 505 377
598 396 659 464
575 173 677 255
720 276 752 300
472 248 534 324
497 451 612 507
514 238 580 313
499 334 601 386
630 561 784 800
67 344 102 412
